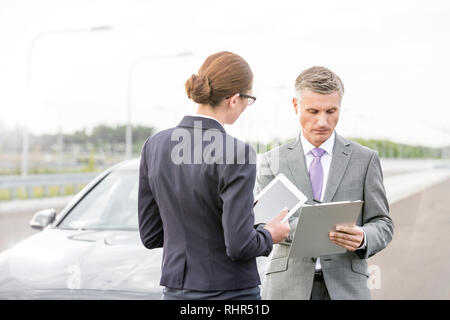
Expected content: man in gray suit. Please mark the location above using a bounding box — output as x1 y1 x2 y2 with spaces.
258 66 394 300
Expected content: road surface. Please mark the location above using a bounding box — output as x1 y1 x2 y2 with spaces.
369 177 450 299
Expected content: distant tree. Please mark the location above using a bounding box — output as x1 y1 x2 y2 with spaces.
0 122 446 160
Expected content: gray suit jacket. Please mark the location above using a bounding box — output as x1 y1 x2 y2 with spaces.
257 132 394 300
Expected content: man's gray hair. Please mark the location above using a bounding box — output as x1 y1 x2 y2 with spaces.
295 66 344 100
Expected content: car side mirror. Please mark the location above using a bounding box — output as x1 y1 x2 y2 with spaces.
30 209 56 230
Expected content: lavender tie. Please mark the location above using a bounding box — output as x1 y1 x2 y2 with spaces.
309 148 326 201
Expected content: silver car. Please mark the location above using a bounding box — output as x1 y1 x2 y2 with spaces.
0 159 164 299
0 159 267 299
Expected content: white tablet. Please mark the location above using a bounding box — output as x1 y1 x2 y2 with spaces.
253 173 307 224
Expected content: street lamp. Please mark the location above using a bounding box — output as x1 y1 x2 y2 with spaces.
125 51 194 159
22 25 113 178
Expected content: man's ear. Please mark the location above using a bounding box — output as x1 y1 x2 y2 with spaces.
228 93 240 109
293 97 299 114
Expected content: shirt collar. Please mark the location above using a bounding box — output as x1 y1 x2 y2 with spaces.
300 131 335 156
189 113 225 131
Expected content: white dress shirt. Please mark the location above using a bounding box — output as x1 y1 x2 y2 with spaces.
299 131 366 270
300 131 335 204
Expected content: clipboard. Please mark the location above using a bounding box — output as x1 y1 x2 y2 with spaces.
253 173 307 224
288 200 364 259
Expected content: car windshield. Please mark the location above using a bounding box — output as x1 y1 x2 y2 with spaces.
58 170 139 230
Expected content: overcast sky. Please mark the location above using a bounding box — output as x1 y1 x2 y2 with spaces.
1 0 449 147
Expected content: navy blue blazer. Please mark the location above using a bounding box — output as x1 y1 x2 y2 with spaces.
138 115 273 291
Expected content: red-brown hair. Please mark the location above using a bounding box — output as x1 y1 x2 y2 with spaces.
185 51 253 107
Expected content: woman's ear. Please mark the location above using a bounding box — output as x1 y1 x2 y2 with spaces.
227 93 240 109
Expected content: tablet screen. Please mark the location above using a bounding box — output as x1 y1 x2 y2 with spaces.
253 174 307 224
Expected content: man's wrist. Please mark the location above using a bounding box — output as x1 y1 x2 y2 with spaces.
357 230 367 250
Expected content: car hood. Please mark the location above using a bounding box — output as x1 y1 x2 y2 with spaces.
0 228 163 299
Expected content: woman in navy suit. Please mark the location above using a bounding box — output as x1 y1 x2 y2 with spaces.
138 51 289 300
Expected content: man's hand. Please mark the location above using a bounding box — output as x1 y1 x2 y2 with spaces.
328 224 364 251
264 208 290 244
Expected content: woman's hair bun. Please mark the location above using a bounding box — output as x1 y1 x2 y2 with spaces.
185 74 212 104
184 51 253 107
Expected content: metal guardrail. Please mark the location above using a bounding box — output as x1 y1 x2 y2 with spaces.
2 159 449 201
0 173 99 199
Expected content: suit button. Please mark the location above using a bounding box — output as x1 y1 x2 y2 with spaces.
311 257 317 263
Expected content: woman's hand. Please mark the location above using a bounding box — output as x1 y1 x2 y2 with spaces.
264 208 291 244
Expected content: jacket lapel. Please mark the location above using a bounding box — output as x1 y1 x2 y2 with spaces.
322 133 352 202
286 138 315 203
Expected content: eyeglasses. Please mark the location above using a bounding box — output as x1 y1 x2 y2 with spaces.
239 93 257 106
225 93 257 106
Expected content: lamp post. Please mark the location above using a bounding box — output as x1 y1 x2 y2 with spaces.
125 51 194 159
22 25 113 178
